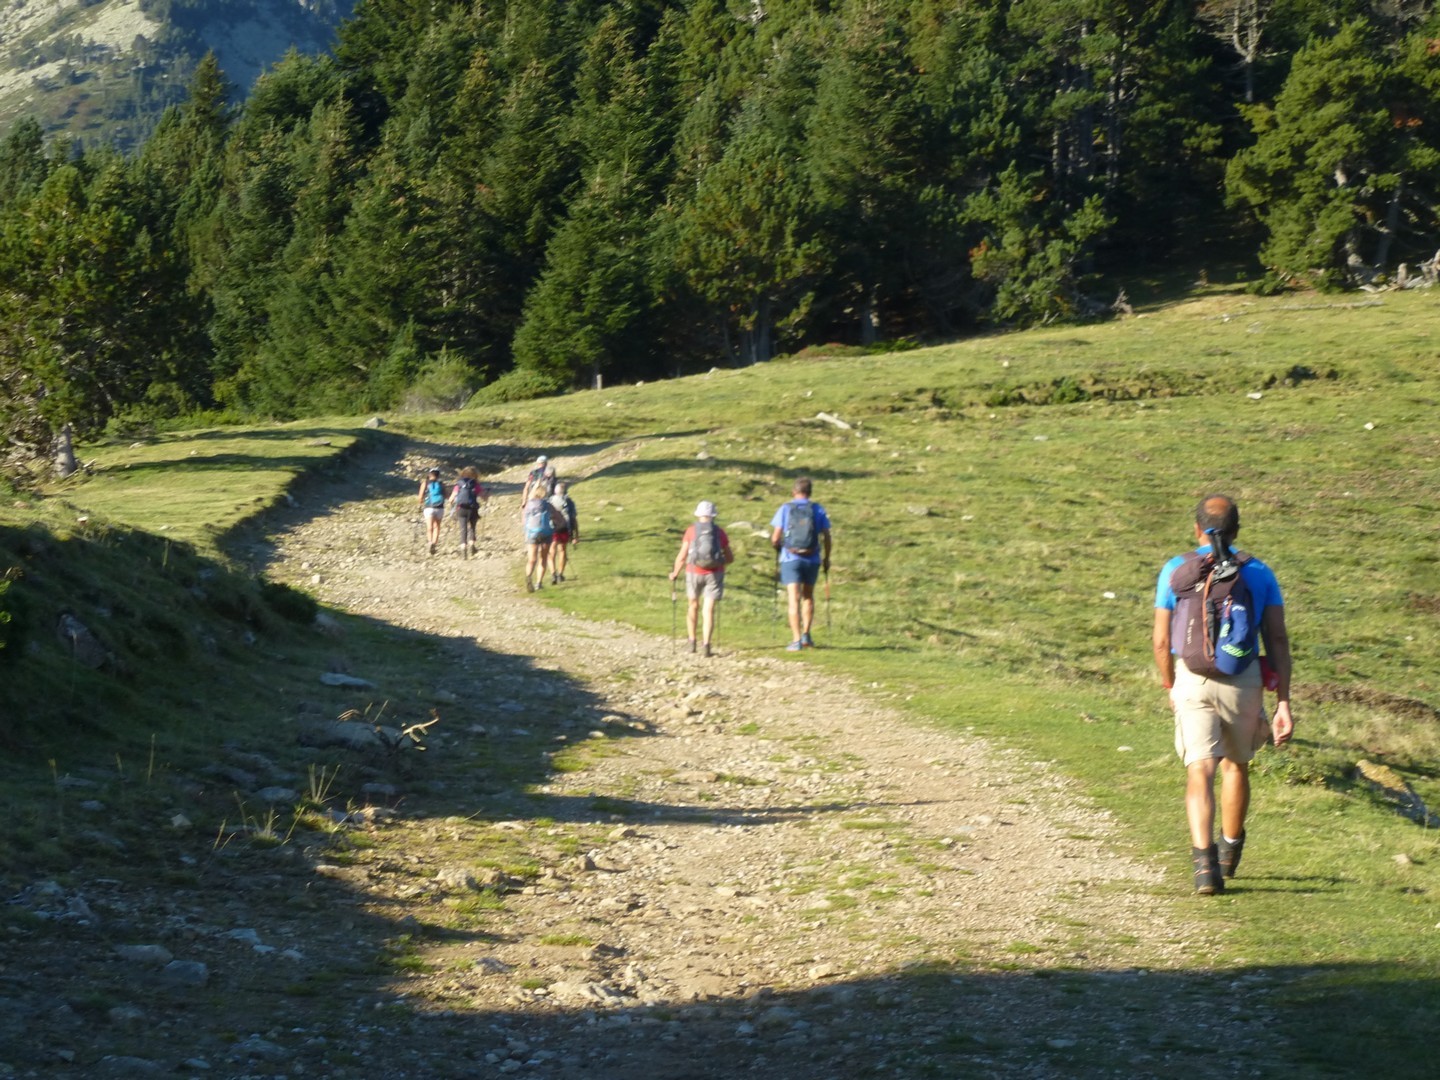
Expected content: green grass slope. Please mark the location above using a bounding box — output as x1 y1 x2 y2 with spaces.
404 286 1440 1071
3 287 1438 1073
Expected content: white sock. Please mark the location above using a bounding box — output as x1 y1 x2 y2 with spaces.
1223 834 1242 845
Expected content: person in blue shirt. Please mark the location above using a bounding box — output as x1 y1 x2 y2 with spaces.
416 467 446 555
1152 494 1294 895
769 477 833 651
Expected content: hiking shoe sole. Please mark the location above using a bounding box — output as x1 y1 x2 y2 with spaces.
786 641 804 652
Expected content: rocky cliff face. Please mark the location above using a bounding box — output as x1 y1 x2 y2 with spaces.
0 0 354 150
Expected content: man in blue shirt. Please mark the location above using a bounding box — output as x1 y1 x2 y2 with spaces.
769 477 832 651
1153 494 1295 895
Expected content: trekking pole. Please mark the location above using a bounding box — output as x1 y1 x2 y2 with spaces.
773 557 782 644
671 580 678 650
824 564 831 635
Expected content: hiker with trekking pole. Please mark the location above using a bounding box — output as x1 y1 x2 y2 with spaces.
770 477 832 651
417 467 446 555
668 500 734 657
547 480 579 584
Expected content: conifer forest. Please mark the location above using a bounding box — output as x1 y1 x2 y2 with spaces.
3 0 1439 459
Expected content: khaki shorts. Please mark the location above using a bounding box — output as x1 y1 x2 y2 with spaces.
685 571 724 601
1173 660 1270 766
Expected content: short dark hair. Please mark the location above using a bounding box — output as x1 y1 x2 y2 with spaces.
1195 494 1240 543
793 476 813 497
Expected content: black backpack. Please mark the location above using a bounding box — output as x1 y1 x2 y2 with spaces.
1169 547 1259 678
782 501 818 556
689 521 724 570
453 478 477 507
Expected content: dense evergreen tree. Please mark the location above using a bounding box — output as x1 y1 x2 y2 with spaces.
1226 17 1440 285
0 159 172 462
512 12 675 388
8 0 1440 433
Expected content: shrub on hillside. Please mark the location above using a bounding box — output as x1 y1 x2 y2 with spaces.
467 368 565 406
401 353 478 413
261 579 318 624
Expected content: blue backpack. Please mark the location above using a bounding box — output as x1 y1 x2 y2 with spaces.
524 500 555 541
423 479 445 507
1169 548 1259 677
782 501 817 556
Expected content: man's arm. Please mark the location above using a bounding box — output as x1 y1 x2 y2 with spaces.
1152 608 1175 690
669 533 690 581
1261 604 1295 746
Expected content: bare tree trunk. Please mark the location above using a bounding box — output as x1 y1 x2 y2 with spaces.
860 290 878 346
54 423 77 478
1374 174 1405 273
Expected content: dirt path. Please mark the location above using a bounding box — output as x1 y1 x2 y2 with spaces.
8 438 1286 1079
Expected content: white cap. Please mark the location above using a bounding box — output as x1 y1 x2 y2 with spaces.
536 454 548 463
694 500 717 518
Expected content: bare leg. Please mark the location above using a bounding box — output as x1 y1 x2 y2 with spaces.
701 594 717 645
799 583 816 636
686 597 699 643
1219 759 1250 840
786 583 803 641
1185 757 1219 849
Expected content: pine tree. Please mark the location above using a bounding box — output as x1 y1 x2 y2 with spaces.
511 12 673 389
1225 18 1418 285
806 0 928 344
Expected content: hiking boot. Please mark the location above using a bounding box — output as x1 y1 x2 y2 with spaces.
552 574 559 585
688 639 697 654
525 580 534 593
1217 832 1246 879
801 632 815 648
786 640 804 652
557 573 565 582
429 542 437 555
704 642 713 658
1192 844 1224 895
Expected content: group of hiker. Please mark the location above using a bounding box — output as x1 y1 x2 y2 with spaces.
664 476 833 656
416 455 833 654
420 451 1296 896
520 455 579 592
416 465 489 556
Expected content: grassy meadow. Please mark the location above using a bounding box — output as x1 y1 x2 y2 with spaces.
4 283 1440 1072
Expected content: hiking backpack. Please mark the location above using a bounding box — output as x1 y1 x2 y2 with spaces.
524 499 555 541
782 501 818 556
423 479 445 507
453 478 477 508
546 494 569 532
689 521 724 570
1169 549 1259 678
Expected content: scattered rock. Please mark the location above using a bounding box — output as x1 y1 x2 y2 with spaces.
159 961 209 987
115 944 173 967
56 613 108 669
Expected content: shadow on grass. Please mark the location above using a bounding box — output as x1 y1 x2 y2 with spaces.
582 456 872 485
